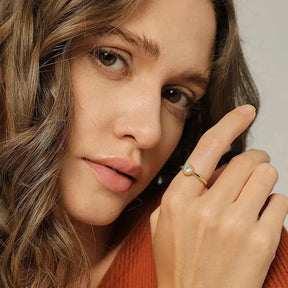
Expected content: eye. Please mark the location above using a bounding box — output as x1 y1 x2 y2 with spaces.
89 48 128 73
161 87 194 110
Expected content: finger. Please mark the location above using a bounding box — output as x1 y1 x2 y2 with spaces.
207 150 270 204
150 206 160 237
258 193 288 242
171 105 256 196
207 165 226 188
236 163 278 220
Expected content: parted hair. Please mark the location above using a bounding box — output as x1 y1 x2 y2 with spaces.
0 0 259 287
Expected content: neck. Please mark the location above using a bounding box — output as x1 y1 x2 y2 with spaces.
69 217 135 288
70 219 115 265
67 195 159 287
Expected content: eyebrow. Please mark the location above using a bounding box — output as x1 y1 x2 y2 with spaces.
178 71 210 91
103 26 161 58
100 26 210 91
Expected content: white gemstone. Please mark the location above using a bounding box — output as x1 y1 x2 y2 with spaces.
183 164 193 175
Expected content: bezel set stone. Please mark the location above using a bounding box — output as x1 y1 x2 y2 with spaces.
182 164 195 176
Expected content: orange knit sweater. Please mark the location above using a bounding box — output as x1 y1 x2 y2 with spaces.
98 218 288 288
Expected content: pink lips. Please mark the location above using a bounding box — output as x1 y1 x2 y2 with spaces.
84 157 142 194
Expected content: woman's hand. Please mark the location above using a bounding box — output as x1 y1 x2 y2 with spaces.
150 105 288 288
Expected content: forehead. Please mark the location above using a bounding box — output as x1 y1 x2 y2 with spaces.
120 0 216 75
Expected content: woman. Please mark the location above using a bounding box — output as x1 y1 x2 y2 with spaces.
0 0 288 287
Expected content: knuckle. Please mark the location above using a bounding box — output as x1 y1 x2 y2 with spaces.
249 230 275 257
255 163 279 182
160 193 173 212
259 150 271 162
150 211 156 224
220 213 247 237
198 130 222 154
195 204 219 229
267 165 279 180
270 193 285 201
230 153 255 170
270 193 288 208
160 191 185 214
247 149 271 162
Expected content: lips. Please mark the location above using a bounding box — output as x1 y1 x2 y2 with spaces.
84 157 142 193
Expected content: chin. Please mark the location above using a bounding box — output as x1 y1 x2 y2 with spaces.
61 197 127 227
76 214 120 227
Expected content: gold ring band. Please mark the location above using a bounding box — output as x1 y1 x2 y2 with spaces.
181 164 208 186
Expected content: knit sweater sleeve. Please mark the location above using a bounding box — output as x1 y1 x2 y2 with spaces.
97 217 157 288
98 222 288 288
263 228 288 287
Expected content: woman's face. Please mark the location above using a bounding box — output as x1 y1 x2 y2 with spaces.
60 0 216 225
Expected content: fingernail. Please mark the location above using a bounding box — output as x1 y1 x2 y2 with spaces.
236 105 256 116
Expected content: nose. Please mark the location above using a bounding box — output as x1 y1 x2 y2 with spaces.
113 86 162 150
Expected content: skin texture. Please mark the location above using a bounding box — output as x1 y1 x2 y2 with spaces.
61 0 215 254
61 0 215 226
59 0 288 287
150 106 288 288
60 0 216 285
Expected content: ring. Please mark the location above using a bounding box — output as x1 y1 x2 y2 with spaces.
181 164 208 186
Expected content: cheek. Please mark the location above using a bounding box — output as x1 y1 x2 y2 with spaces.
70 59 113 139
159 110 185 162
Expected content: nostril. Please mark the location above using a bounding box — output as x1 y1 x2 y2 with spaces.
112 105 162 149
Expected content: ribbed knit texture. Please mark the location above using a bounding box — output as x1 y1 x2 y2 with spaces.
98 220 288 288
98 217 157 288
263 228 288 287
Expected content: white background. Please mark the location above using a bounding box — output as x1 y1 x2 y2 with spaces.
236 1 288 226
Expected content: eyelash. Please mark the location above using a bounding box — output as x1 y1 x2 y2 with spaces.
89 47 129 75
161 87 194 111
89 47 195 111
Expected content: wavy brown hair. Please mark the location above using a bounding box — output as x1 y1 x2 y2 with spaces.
0 0 259 287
